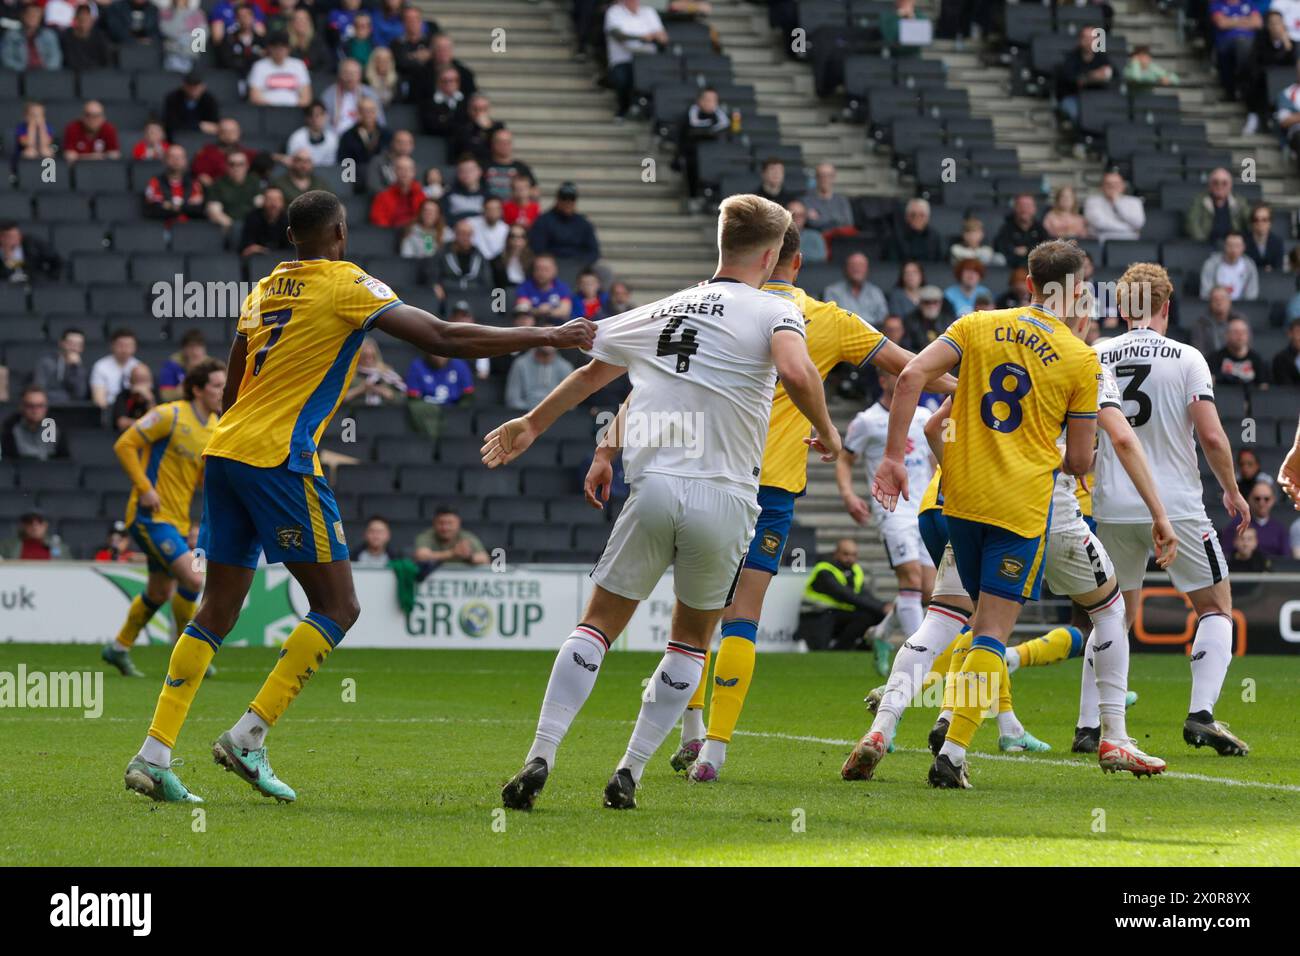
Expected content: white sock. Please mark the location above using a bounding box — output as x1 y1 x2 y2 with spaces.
526 625 608 769
939 739 966 766
1089 592 1130 740
1189 612 1233 717
1005 645 1021 674
618 642 705 783
698 738 727 768
1077 633 1101 729
893 589 924 640
681 706 706 743
138 735 171 767
229 708 270 751
871 604 968 741
938 707 953 723
996 709 1025 738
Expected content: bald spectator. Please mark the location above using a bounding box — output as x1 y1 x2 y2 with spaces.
370 155 425 229
516 254 573 322
823 253 888 325
248 32 312 108
1085 170 1145 242
272 148 329 202
321 58 386 134
529 181 600 264
1193 285 1246 354
143 144 206 224
0 221 61 283
804 162 855 232
1 4 61 70
162 72 221 140
205 150 259 232
60 5 113 72
1200 232 1259 300
1186 167 1251 243
1 387 68 461
90 329 141 410
31 328 88 402
338 96 391 169
419 66 467 137
888 198 942 261
192 117 257 185
62 100 120 163
993 194 1047 268
240 186 291 257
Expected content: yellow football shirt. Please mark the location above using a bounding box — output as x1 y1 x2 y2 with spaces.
937 304 1100 539
759 280 885 493
920 466 943 514
204 259 403 476
123 400 217 533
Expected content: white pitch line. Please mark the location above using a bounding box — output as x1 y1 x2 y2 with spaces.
731 728 1300 794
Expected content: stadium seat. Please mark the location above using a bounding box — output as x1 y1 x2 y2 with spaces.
71 253 129 285
36 490 101 520
437 437 487 467
509 523 555 552
17 461 81 491
171 222 228 254
0 316 45 343
419 494 483 519
572 524 611 553
361 493 422 522
486 497 546 524
23 71 77 100
333 463 398 493
32 287 88 315
521 467 576 497
547 498 608 527
461 467 519 497
375 435 436 465
395 465 460 496
113 224 170 255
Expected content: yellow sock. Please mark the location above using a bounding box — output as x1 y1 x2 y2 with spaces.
1014 626 1083 667
170 588 200 640
941 630 973 711
688 648 711 711
248 612 342 726
115 594 163 650
146 623 221 748
705 631 757 743
947 643 1005 749
998 656 1013 714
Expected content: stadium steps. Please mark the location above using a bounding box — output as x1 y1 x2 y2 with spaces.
700 0 900 195
423 0 718 302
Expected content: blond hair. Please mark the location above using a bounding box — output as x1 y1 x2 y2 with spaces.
717 194 792 259
1116 262 1172 324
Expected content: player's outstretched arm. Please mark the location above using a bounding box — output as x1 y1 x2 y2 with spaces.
1189 399 1250 534
875 341 956 509
1099 406 1177 569
1280 414 1300 510
871 340 958 394
375 304 597 358
772 330 840 461
481 359 627 469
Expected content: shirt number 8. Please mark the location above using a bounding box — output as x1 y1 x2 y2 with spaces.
980 362 1032 433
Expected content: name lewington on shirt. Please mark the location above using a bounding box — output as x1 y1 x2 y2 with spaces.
49 886 151 936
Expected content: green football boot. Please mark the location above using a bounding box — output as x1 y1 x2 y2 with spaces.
124 755 203 803
212 731 297 802
101 642 144 677
999 729 1052 753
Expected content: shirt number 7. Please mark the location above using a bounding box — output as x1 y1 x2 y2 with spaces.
253 308 293 376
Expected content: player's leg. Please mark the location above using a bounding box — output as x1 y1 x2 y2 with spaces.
504 476 672 809
1082 521 1147 749
605 479 754 807
102 557 173 677
166 545 206 640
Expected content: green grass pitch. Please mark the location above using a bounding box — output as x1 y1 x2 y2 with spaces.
2 643 1297 866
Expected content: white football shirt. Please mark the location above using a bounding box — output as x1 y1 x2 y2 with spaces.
1092 327 1216 523
586 278 805 496
1054 365 1121 520
844 402 933 522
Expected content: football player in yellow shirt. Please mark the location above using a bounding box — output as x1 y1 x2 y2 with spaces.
101 359 226 678
123 190 597 804
857 239 1101 789
585 221 954 784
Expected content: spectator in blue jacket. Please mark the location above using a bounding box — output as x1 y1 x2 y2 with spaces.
516 254 574 323
1 4 62 70
529 182 600 265
406 354 475 406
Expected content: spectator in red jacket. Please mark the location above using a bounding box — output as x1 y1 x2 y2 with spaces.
95 520 142 563
144 145 206 225
370 155 425 229
62 99 120 163
503 174 539 228
191 117 258 186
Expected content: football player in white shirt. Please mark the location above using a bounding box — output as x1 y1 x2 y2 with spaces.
481 195 842 810
839 372 935 666
1090 263 1251 756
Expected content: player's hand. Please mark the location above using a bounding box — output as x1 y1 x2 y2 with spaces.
546 318 597 351
1224 488 1250 541
842 492 872 526
138 488 161 513
583 454 613 510
480 417 537 468
803 425 841 462
1279 445 1300 510
1150 515 1177 569
871 456 909 512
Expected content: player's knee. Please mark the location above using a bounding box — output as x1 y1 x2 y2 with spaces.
896 563 922 591
319 595 360 633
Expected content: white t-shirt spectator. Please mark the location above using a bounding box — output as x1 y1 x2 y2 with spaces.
90 354 140 407
285 126 339 166
1083 192 1145 243
248 55 312 107
468 215 508 260
604 3 665 68
1209 257 1255 300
